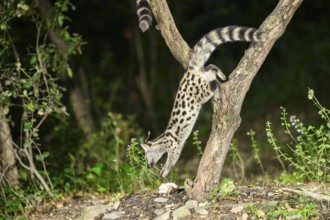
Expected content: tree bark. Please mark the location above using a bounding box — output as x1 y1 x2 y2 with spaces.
0 106 19 186
151 0 303 201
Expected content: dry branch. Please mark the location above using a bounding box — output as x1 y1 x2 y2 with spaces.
283 188 330 203
150 0 191 69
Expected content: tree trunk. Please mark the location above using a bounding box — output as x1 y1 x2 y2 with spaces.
189 0 303 201
151 0 303 201
0 107 19 186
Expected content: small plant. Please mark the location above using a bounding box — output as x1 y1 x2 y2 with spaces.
228 139 245 183
247 129 265 174
266 89 330 182
126 138 163 190
207 178 236 201
192 130 203 156
266 200 320 219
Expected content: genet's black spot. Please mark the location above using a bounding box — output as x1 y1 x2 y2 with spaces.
182 101 186 108
175 127 180 136
176 100 180 107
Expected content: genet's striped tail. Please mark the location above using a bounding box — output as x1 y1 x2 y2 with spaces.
188 26 267 71
136 0 153 32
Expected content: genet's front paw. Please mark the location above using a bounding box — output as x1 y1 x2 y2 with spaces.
160 166 170 178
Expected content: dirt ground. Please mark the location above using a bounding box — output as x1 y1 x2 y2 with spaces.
31 182 330 220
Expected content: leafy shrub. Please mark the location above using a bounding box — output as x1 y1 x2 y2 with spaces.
266 89 330 182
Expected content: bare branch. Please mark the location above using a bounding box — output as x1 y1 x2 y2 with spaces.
150 0 191 69
282 188 330 202
14 149 53 196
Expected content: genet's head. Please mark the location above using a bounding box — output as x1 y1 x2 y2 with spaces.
141 141 165 169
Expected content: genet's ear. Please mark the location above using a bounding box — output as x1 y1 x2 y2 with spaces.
141 143 151 151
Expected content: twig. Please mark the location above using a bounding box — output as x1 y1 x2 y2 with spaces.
0 163 10 185
282 188 330 203
14 149 53 196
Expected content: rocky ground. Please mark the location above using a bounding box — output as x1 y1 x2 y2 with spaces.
31 182 330 220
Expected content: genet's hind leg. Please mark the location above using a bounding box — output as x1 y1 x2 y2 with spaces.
205 64 226 81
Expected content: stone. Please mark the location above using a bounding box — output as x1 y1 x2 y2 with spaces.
112 201 120 210
76 205 112 220
198 201 209 208
153 210 171 220
184 200 198 209
102 211 125 220
154 208 165 216
159 183 178 195
172 206 191 220
194 206 208 215
230 205 244 214
241 212 249 220
165 203 175 211
154 197 169 203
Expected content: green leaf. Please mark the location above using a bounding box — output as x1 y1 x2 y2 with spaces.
24 122 33 130
97 186 106 193
67 66 73 78
90 166 102 176
26 103 34 111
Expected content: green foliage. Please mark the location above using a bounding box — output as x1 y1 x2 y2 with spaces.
245 200 320 219
228 139 245 183
247 129 265 174
192 130 203 156
267 201 319 219
0 0 83 218
52 113 165 194
266 89 330 182
0 185 48 219
207 178 236 201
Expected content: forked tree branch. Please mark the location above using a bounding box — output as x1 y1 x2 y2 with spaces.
150 0 191 69
150 0 303 201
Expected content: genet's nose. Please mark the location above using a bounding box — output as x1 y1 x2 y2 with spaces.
147 162 153 169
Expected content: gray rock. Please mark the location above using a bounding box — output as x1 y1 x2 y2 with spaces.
172 206 191 220
112 201 120 210
76 205 112 220
102 211 125 220
194 206 208 215
165 203 175 211
153 210 171 220
154 197 169 203
184 200 198 209
230 205 244 214
241 212 249 220
154 208 166 216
